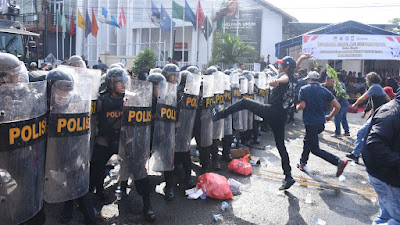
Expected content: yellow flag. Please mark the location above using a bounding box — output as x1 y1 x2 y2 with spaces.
78 9 85 30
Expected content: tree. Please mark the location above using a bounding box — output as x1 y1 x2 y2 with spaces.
132 48 157 75
390 18 400 34
210 32 257 66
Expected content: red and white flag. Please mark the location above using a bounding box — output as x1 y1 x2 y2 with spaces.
119 6 126 27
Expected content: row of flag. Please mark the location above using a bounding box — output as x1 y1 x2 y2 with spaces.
57 0 238 40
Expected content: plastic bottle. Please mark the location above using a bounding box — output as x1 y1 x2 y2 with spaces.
195 149 200 157
238 161 243 166
213 214 224 221
221 201 229 211
305 193 312 204
115 189 122 201
200 193 207 200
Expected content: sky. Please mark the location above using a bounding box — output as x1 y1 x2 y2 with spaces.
263 0 400 24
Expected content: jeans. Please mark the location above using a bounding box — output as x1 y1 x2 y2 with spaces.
369 174 400 225
301 124 340 166
334 99 350 135
220 98 292 176
352 118 372 157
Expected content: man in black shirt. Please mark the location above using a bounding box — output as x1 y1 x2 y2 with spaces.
259 55 267 71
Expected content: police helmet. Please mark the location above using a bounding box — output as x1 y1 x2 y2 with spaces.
109 63 123 70
186 66 200 75
162 63 181 84
236 69 242 74
215 65 222 71
242 70 253 80
69 55 86 68
147 73 166 85
224 70 232 75
46 69 74 102
0 53 29 84
105 68 129 94
204 66 218 75
179 70 191 87
150 68 162 74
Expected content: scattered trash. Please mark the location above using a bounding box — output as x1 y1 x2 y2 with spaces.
370 197 377 203
350 161 356 166
286 138 290 142
349 140 353 144
196 150 200 157
361 181 367 184
213 214 224 221
185 187 205 200
292 123 296 127
265 162 268 167
221 201 229 211
266 145 271 149
315 217 326 225
200 193 207 200
115 189 122 201
228 178 241 195
338 175 346 182
295 138 300 142
198 173 233 200
305 193 312 204
276 190 285 196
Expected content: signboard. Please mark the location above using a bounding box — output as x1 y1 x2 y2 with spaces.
223 10 262 63
302 34 400 60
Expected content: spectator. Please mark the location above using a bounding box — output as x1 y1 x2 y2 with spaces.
259 55 267 71
92 65 98 69
363 92 400 225
29 62 37 71
239 63 245 70
81 55 89 68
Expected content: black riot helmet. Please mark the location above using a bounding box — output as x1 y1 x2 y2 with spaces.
162 63 181 84
109 63 123 70
150 68 162 74
186 66 200 76
179 71 191 87
46 69 74 106
224 70 232 75
68 55 86 68
242 70 254 81
0 52 29 84
215 65 222 71
105 68 129 95
147 72 166 85
204 66 218 75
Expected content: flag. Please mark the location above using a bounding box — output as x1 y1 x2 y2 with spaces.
57 10 62 27
151 1 160 26
172 1 184 20
85 9 91 37
119 6 126 27
92 8 99 37
160 4 175 32
196 0 205 31
185 0 196 30
99 7 120 28
70 11 74 36
61 13 66 38
201 16 213 40
213 0 239 22
78 9 85 30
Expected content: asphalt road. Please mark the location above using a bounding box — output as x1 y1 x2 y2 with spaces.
43 110 379 225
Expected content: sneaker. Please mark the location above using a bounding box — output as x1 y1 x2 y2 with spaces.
296 162 307 172
211 102 219 121
336 159 348 177
346 153 359 164
279 177 295 190
343 133 350 137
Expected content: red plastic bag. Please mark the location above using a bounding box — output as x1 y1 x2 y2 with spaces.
228 154 253 176
196 173 233 200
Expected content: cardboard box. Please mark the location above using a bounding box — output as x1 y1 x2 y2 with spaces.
231 147 250 159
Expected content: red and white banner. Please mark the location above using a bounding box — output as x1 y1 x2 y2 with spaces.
302 34 400 60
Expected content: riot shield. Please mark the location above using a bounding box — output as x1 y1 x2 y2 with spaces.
224 74 233 136
150 82 177 172
199 75 214 147
45 76 92 203
119 80 153 181
175 72 201 152
213 71 225 140
0 81 47 225
239 77 248 131
58 66 102 158
247 76 255 130
231 72 242 130
255 73 267 121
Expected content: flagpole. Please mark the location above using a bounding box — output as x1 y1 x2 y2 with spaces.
170 0 173 61
62 0 65 60
159 26 161 65
56 6 59 60
236 1 239 37
182 3 185 63
196 0 199 66
70 7 72 58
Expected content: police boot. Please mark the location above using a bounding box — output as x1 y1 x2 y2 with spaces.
59 200 74 224
211 142 221 171
143 195 156 222
120 180 128 196
164 171 175 201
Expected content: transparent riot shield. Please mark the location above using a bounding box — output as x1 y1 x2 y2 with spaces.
150 82 177 172
213 71 225 140
247 76 255 130
231 72 242 130
255 73 267 121
224 74 233 136
0 81 47 225
240 77 248 131
45 77 92 203
199 75 214 147
119 80 153 181
175 73 201 152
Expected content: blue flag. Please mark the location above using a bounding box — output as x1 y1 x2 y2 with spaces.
151 1 160 26
99 7 120 28
102 7 108 18
160 4 175 32
185 0 196 31
85 9 91 37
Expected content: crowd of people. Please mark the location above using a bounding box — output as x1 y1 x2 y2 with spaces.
1 52 399 225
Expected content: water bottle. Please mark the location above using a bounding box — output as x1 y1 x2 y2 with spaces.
195 149 200 157
200 193 207 200
238 161 243 166
115 189 122 201
221 201 228 211
213 214 224 221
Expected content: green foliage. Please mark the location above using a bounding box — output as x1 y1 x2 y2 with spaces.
326 64 349 99
390 18 400 34
210 32 257 66
132 48 157 75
